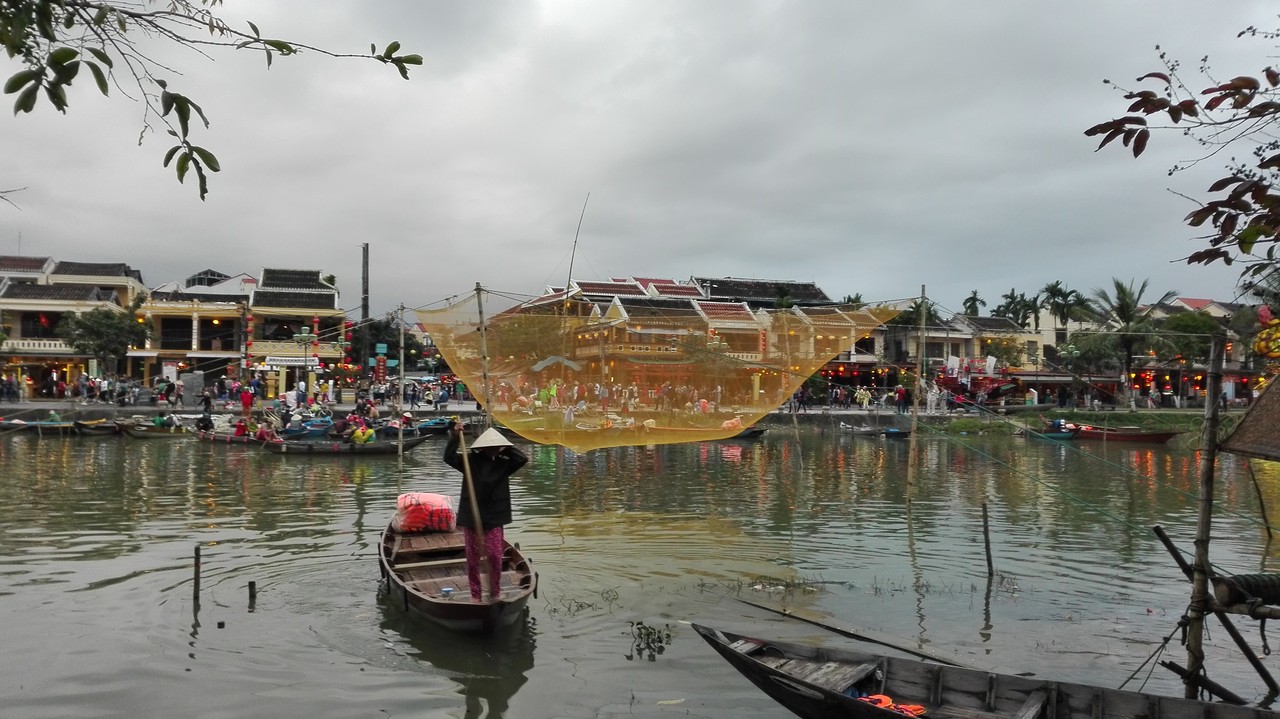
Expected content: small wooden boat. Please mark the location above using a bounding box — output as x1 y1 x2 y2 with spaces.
195 430 263 444
278 417 336 438
379 522 536 634
0 418 78 434
840 422 911 439
119 422 194 438
74 419 120 435
693 624 1272 719
262 434 431 454
1026 426 1079 441
1039 416 1179 444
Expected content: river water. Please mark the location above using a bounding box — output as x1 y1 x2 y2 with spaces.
0 426 1276 718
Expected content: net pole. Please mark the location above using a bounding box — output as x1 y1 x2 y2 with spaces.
906 285 925 506
474 283 493 428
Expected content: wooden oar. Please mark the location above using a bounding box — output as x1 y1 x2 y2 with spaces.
456 425 490 604
733 597 967 667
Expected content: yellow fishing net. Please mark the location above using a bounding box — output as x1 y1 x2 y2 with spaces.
416 289 898 452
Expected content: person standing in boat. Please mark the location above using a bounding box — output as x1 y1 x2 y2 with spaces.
443 423 529 603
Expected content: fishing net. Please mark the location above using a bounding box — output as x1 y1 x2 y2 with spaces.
416 288 898 452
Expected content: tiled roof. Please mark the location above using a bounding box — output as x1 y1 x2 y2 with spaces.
0 255 50 272
260 269 332 291
1177 298 1213 310
251 290 337 310
652 283 705 298
695 300 754 322
52 261 141 282
150 290 247 304
691 276 831 304
630 277 679 289
959 316 1024 333
574 280 646 296
615 296 699 319
1 283 116 302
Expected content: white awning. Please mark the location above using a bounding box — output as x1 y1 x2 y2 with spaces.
126 350 159 357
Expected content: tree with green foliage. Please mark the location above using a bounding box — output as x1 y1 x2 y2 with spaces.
1086 23 1280 282
961 290 986 317
1160 311 1222 364
2 1 420 199
1088 278 1177 404
991 288 1039 329
57 297 148 373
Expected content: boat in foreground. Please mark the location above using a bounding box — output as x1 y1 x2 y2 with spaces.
378 522 536 633
1040 416 1180 444
1026 426 1080 441
262 434 431 454
694 624 1271 719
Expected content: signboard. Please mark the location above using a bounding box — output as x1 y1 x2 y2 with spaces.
375 355 387 383
375 343 388 356
265 356 317 367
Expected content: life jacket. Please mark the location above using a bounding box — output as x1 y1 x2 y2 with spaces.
858 695 927 717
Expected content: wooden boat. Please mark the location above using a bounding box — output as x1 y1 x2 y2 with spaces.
840 422 911 439
1039 416 1179 444
261 434 431 454
1026 426 1079 441
119 422 194 438
278 417 336 438
378 522 536 633
74 419 120 435
195 430 262 444
0 418 78 434
693 624 1273 719
728 426 768 440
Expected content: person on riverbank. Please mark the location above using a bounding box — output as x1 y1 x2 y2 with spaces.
443 423 528 603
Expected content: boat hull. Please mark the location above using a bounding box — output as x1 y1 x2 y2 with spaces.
694 624 1271 719
379 523 535 634
263 434 431 454
120 423 193 438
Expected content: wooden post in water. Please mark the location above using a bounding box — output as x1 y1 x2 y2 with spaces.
981 502 994 578
1185 336 1224 699
905 285 925 507
193 544 201 607
248 580 257 611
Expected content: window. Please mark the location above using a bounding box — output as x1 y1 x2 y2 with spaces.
20 311 62 338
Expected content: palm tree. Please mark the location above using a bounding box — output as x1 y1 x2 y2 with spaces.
992 288 1037 329
841 293 865 308
1041 282 1090 341
1089 278 1177 406
962 290 986 317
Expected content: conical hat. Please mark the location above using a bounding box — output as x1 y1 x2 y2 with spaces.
470 427 512 449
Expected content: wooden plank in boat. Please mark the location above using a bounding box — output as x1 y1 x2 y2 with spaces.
756 657 877 692
1013 689 1049 719
396 556 467 570
399 532 464 553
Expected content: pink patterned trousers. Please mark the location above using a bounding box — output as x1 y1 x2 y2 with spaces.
461 525 505 601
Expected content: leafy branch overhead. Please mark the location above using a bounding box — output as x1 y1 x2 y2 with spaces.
1086 27 1280 280
1 1 420 200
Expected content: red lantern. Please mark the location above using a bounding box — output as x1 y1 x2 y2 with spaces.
246 314 253 322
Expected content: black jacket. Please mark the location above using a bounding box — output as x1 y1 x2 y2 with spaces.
443 435 528 530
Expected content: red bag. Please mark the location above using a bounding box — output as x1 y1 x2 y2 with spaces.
393 492 456 532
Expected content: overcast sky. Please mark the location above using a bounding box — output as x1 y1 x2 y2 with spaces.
4 1 1277 316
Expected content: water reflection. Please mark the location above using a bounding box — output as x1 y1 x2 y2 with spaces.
379 599 536 718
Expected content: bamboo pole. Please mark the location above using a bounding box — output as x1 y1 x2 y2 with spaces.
397 304 405 458
1185 337 1224 699
905 285 925 506
474 283 492 428
457 421 489 604
982 502 994 578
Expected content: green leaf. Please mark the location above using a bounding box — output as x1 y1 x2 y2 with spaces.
370 43 377 55
45 83 67 112
191 146 221 172
160 90 173 117
48 47 78 66
248 21 260 38
395 61 409 80
398 54 423 66
87 62 108 96
264 49 273 69
4 69 41 95
116 10 126 32
384 41 401 56
156 79 167 90
63 11 75 29
13 83 38 114
162 145 182 167
87 48 113 69
195 162 209 200
263 39 294 54
176 152 190 183
187 98 210 128
93 6 108 26
174 96 191 137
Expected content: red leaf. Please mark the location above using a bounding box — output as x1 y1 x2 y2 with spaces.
1097 127 1125 150
1258 153 1280 170
1208 176 1244 193
1267 67 1280 87
1136 72 1171 84
1177 99 1200 117
1205 94 1227 111
1168 106 1183 123
1133 128 1149 157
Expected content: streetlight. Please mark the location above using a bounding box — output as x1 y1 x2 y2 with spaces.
1061 344 1081 408
292 323 318 397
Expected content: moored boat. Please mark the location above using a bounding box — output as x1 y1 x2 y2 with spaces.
378 521 535 634
693 624 1272 719
195 429 263 444
262 434 431 454
1026 426 1080 441
74 419 120 435
840 422 911 439
1040 416 1180 443
119 422 194 438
